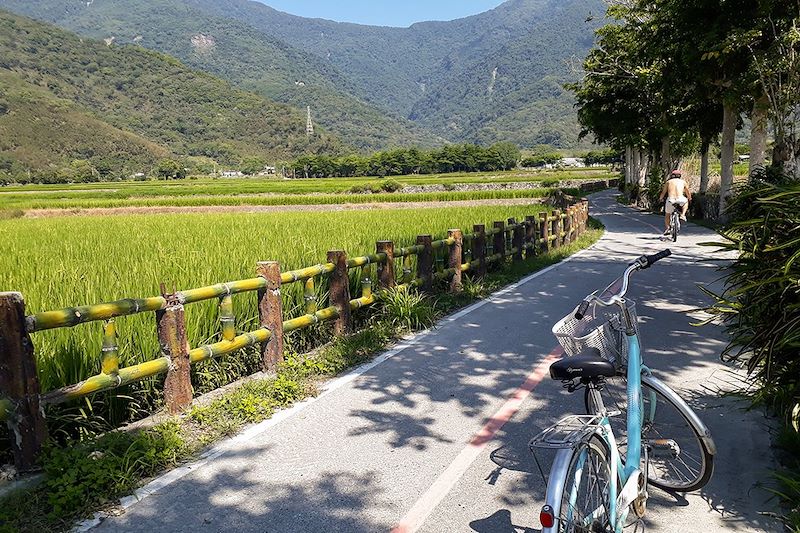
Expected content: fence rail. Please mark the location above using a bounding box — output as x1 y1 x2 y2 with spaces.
0 199 590 470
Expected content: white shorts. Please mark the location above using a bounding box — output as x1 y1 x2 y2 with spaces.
665 197 688 214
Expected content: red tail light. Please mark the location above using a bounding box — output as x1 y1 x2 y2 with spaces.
540 505 555 528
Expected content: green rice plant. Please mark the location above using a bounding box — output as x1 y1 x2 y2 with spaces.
0 204 551 433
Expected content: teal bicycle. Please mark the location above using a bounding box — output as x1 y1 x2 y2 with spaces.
531 250 716 532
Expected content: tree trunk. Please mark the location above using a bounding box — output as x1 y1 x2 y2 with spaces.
699 139 710 194
749 93 769 176
633 148 643 187
660 136 672 179
719 103 737 219
625 145 633 184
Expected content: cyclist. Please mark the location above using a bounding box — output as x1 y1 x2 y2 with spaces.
659 170 691 235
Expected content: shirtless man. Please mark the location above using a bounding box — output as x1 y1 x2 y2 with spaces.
659 170 691 234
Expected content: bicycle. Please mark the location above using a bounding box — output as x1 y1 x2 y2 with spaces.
530 250 716 532
663 199 687 243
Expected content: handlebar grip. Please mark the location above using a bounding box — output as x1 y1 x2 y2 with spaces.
642 249 672 268
575 299 591 320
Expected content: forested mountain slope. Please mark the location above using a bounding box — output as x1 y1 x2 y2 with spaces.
1 0 605 149
0 10 343 176
0 0 444 151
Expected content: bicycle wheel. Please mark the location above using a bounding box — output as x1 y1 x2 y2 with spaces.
671 213 679 242
585 378 713 492
549 436 614 532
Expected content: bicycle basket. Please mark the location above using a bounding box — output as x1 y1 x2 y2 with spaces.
551 301 638 369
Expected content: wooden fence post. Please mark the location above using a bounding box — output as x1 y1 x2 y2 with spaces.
551 210 561 249
416 235 434 292
156 288 192 414
510 218 524 261
472 224 487 277
376 241 395 289
326 251 352 335
493 221 505 267
257 261 284 370
573 205 580 237
582 199 589 232
448 229 463 293
564 207 573 246
0 292 46 471
540 212 550 253
525 215 537 259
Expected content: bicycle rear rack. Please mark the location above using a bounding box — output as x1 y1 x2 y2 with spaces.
529 414 605 450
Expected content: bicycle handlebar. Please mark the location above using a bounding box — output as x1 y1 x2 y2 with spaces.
574 249 671 319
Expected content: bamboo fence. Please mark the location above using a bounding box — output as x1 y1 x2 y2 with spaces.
0 199 590 470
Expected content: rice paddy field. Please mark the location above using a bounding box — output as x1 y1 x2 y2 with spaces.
0 168 613 212
1 203 563 429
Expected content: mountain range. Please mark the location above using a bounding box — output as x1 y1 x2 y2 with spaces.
0 0 605 176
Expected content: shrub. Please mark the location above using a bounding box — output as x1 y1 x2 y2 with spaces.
702 179 800 415
377 286 437 332
379 179 403 193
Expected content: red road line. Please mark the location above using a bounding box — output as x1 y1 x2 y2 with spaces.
391 347 563 533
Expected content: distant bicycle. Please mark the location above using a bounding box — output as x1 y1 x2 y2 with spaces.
662 199 685 242
531 251 715 532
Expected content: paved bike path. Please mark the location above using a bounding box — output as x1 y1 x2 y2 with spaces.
93 190 781 532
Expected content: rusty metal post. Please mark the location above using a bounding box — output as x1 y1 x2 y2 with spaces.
416 235 434 292
156 288 192 414
448 229 463 293
0 292 46 471
327 251 352 335
376 241 395 289
540 212 550 253
257 261 284 370
472 224 487 277
493 221 505 267
525 215 537 259
510 218 524 261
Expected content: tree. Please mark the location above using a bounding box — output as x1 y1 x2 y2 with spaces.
489 142 521 170
154 158 185 179
240 157 266 175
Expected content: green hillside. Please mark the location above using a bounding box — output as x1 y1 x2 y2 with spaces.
0 10 344 177
0 0 444 151
189 0 605 147
408 0 603 146
0 71 170 177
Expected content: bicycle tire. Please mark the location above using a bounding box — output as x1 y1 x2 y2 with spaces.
546 435 614 532
671 213 679 242
585 378 714 492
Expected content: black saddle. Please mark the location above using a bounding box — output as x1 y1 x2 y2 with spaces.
549 348 616 381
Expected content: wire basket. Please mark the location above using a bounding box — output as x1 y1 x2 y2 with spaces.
551 301 638 370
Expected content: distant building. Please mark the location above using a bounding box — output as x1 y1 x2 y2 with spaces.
560 157 586 168
259 166 277 175
221 170 243 177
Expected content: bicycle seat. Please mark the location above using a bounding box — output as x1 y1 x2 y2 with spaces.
549 348 616 381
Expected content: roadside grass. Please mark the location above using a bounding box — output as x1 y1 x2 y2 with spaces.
0 223 604 533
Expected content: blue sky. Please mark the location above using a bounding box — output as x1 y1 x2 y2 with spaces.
258 1 506 27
